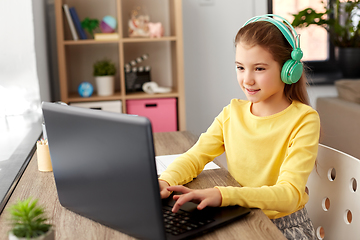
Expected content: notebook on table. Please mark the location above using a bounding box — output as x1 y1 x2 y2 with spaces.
42 102 251 240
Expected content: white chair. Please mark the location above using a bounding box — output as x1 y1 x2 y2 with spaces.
306 144 360 240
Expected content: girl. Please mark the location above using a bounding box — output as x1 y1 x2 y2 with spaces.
159 14 320 240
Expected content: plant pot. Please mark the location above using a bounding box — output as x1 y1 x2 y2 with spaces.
335 47 360 78
95 75 115 96
9 228 54 240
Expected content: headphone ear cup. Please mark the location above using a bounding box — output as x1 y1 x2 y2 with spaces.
281 59 303 84
281 60 294 84
289 61 303 83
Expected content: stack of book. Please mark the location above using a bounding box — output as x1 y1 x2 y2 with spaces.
63 5 119 41
94 33 119 41
62 4 87 40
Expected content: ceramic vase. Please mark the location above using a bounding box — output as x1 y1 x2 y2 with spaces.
335 47 360 79
95 75 115 96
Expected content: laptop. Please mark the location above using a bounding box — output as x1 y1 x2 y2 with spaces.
42 102 251 240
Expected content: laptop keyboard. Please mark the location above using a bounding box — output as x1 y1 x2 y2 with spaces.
162 205 215 236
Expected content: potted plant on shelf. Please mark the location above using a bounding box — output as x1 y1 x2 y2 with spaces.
93 59 116 96
8 198 54 240
291 0 360 78
81 17 99 38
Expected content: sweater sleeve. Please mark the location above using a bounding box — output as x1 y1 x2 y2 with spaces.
159 110 226 186
217 110 320 214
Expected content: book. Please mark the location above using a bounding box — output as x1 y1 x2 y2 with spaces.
94 33 119 41
69 7 87 39
62 4 78 40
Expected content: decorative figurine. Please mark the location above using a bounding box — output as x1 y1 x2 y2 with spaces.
128 6 150 37
148 22 164 38
100 15 117 33
128 14 150 37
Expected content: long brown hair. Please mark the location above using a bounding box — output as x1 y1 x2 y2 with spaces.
235 21 310 105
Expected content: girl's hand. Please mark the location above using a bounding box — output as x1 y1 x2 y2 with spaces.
167 185 222 213
159 180 171 199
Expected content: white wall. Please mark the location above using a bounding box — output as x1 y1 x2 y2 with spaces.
182 0 338 136
182 0 266 135
0 0 51 117
32 0 51 102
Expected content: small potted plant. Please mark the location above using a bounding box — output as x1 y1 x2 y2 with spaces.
93 58 116 96
81 17 99 38
8 198 54 240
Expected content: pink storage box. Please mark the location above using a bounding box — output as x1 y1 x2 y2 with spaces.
126 98 177 132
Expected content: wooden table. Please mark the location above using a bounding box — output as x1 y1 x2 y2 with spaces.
0 131 286 240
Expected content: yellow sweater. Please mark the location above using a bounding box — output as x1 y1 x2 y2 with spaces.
159 99 320 219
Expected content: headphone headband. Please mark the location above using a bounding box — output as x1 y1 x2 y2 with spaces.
241 14 303 85
243 14 299 50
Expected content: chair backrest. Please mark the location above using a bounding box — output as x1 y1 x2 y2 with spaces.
306 144 360 240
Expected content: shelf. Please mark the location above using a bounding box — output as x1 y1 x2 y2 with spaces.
63 36 177 45
55 0 186 130
64 39 119 45
68 92 122 103
68 91 179 103
124 91 179 99
122 36 177 43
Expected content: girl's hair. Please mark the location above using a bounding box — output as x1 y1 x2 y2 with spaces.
235 21 310 105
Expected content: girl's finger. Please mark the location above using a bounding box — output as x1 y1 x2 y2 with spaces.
167 185 192 194
160 189 170 199
197 198 209 210
172 194 180 200
172 191 205 213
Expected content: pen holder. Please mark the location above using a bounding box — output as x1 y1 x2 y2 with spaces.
37 141 53 172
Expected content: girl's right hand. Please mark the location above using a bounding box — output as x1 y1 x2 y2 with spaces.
159 180 171 199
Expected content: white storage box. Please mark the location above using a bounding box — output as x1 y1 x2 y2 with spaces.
70 100 122 113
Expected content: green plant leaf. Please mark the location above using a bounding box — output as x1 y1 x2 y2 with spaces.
93 59 116 76
8 198 52 238
81 17 99 38
291 0 360 47
291 8 328 28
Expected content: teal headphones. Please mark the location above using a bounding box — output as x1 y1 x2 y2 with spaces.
243 14 303 84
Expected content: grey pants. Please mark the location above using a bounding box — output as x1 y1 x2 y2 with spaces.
271 207 316 240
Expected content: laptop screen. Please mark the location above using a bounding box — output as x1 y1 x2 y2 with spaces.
42 102 167 240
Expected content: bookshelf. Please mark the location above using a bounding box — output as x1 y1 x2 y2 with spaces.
55 0 186 131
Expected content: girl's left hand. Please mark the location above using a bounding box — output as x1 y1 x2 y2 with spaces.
167 185 222 213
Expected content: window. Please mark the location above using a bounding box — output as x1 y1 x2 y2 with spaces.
273 0 328 61
269 0 340 84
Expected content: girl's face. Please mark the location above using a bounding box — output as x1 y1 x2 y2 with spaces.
235 42 289 116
